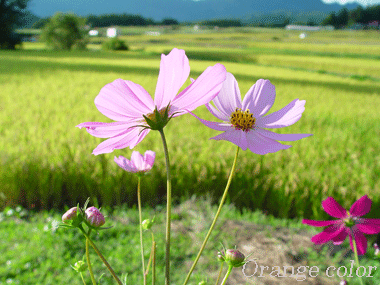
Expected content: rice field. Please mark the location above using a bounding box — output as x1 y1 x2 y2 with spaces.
1 27 379 220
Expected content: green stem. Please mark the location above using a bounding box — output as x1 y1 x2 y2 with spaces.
159 129 172 285
215 262 224 285
183 146 240 285
137 176 147 285
152 240 156 285
86 229 97 285
80 228 123 285
352 238 365 285
220 265 233 285
80 272 88 285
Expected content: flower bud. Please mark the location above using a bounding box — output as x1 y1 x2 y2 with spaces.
224 249 245 267
142 219 154 230
374 243 380 256
85 206 105 228
62 207 79 224
339 280 348 285
217 250 225 262
72 261 87 273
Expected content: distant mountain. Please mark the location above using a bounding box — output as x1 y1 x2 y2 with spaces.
29 0 361 22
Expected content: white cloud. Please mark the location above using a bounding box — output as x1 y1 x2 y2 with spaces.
321 0 380 6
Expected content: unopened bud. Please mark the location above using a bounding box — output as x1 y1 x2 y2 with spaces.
142 219 154 230
85 206 105 228
217 250 225 262
62 207 79 224
72 261 87 273
339 280 348 285
225 249 245 267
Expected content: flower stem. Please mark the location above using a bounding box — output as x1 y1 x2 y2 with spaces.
152 240 156 285
137 176 147 285
182 146 240 285
352 238 365 285
220 265 233 285
214 262 224 285
159 129 172 285
80 228 123 285
86 229 97 285
80 272 88 285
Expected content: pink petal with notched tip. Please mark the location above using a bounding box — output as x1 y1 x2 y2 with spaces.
356 219 380 234
76 121 141 138
310 225 345 244
154 48 190 110
170 64 226 116
256 128 313 142
114 155 135 172
302 219 341 227
242 79 276 118
143 150 155 171
349 230 367 255
256 99 306 129
349 195 371 217
246 130 291 155
92 128 150 155
189 112 231 131
211 130 249 150
131 151 144 170
207 72 241 118
322 197 348 219
332 226 349 245
95 79 154 121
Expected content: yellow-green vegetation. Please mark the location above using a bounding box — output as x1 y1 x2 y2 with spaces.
1 27 379 220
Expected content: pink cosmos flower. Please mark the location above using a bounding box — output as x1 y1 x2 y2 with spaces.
302 195 380 255
114 150 155 173
194 72 312 154
77 48 226 155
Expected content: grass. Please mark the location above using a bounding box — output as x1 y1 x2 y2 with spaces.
1 27 380 222
1 198 378 285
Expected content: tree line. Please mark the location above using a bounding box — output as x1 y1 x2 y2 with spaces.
33 13 180 29
322 5 380 29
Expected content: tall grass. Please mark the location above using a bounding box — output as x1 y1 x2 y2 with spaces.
1 28 379 220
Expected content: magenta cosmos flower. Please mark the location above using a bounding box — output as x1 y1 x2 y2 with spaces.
303 195 380 255
77 48 226 155
194 72 312 154
114 150 155 173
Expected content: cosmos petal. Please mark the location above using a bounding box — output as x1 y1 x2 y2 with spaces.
310 225 345 244
190 112 231 131
256 128 313 141
349 230 367 255
242 79 276 118
322 197 348 219
208 72 242 117
332 227 349 245
154 48 190 110
76 121 140 138
211 130 248 150
356 219 380 234
257 99 306 129
206 102 229 121
170 63 227 116
245 130 291 155
92 127 150 155
349 195 371 217
95 79 154 121
302 219 340 227
143 150 156 171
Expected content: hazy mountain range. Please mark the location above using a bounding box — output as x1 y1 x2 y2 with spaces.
29 0 360 22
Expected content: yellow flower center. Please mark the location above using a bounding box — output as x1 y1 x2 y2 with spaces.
230 108 255 132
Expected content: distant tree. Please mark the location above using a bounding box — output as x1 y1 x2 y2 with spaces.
161 18 179 25
202 19 242 27
322 12 338 28
336 8 349 28
32 17 50 29
0 0 29 49
41 12 87 50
